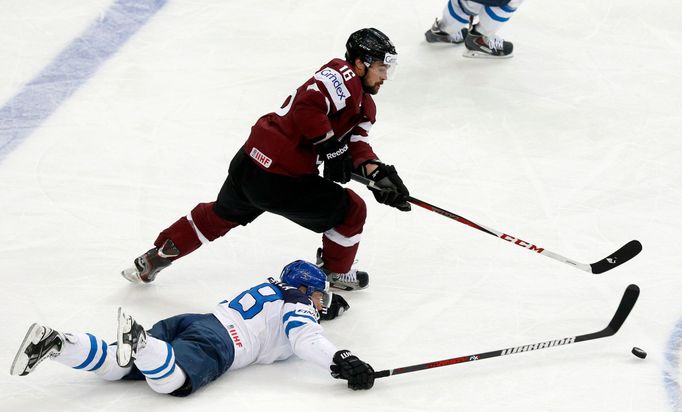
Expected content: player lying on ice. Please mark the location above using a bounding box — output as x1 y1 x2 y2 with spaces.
10 261 374 395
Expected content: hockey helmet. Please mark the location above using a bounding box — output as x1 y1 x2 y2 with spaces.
345 28 398 77
280 260 330 298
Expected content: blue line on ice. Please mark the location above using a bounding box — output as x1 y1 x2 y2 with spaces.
664 316 682 412
0 0 167 162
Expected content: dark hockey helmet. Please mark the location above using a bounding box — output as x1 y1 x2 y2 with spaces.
345 28 398 69
280 260 329 298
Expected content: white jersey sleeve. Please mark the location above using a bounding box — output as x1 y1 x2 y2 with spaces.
282 301 338 371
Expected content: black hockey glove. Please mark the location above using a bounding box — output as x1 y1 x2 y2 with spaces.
330 350 375 390
315 135 352 184
362 161 411 211
320 294 350 321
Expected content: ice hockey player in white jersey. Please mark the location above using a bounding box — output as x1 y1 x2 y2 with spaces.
10 261 375 395
425 0 524 58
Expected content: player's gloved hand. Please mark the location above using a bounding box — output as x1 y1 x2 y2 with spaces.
362 161 411 211
315 135 352 184
320 294 350 321
330 350 375 390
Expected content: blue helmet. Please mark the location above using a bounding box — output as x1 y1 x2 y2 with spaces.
280 260 329 297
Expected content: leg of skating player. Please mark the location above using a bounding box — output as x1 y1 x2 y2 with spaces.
317 190 369 291
425 0 473 44
11 323 130 381
121 202 242 283
122 154 263 284
463 0 523 58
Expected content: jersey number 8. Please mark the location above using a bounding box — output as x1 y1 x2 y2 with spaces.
228 283 283 319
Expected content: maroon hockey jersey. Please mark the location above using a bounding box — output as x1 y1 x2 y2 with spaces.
243 58 379 177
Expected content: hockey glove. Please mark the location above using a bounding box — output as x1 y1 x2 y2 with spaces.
362 161 411 211
330 350 375 390
320 294 350 321
315 135 352 184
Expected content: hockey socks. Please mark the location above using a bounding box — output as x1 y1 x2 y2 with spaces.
156 202 240 259
123 202 240 284
55 333 131 380
133 335 187 394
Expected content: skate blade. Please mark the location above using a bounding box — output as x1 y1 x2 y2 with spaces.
463 49 513 59
10 323 42 376
329 280 369 291
425 30 450 44
426 34 465 45
121 267 143 284
330 283 356 292
116 307 133 367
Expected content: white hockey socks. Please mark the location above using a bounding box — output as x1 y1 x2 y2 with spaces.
134 335 187 394
476 0 524 37
440 0 524 37
54 333 131 380
441 0 480 33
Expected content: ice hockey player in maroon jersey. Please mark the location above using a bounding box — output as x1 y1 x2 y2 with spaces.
121 28 410 291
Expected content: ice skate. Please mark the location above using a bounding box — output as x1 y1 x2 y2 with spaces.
116 307 147 368
463 27 513 58
316 248 369 291
121 239 179 284
10 323 65 376
424 18 467 44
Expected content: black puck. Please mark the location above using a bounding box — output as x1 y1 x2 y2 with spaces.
632 347 647 359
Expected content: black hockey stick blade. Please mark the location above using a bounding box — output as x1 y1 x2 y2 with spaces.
590 240 642 274
605 283 640 334
575 283 639 341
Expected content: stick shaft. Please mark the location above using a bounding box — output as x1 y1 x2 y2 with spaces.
374 284 639 379
350 174 641 274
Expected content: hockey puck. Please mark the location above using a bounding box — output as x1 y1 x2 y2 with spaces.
632 347 647 359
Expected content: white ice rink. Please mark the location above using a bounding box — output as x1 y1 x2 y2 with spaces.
1 0 681 410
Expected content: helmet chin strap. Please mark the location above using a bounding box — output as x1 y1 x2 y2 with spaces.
362 61 371 78
358 61 372 94
353 58 368 79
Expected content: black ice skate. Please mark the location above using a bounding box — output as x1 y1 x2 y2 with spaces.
425 19 468 44
463 27 513 58
121 239 179 284
10 323 65 376
316 248 369 291
116 307 147 368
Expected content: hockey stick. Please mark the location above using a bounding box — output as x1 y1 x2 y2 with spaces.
374 284 640 379
350 174 642 274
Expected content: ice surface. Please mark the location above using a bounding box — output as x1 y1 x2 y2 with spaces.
1 0 681 411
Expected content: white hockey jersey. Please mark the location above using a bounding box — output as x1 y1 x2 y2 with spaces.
212 278 338 371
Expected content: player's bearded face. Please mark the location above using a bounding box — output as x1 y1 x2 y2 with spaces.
362 62 389 95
